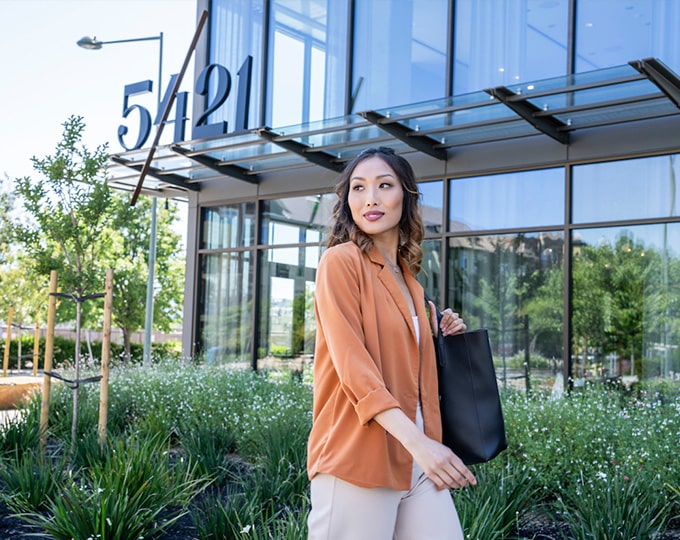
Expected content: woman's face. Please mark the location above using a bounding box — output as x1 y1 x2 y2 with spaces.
347 156 404 241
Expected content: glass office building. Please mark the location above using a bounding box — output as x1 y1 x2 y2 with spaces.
110 0 680 388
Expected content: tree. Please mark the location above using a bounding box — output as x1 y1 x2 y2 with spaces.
0 253 48 370
0 176 16 265
521 266 563 357
12 115 111 447
105 193 184 360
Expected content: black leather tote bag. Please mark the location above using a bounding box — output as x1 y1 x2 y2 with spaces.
433 324 508 465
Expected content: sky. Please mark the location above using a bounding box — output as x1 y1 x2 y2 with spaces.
0 0 197 225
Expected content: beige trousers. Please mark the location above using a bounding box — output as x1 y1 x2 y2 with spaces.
307 407 465 540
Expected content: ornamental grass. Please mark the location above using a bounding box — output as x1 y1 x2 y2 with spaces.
0 360 678 539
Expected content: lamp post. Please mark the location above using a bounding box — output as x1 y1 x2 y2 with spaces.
77 33 163 366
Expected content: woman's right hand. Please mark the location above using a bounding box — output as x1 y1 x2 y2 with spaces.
410 435 477 490
374 407 477 490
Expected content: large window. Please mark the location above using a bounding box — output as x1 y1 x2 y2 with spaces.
258 248 318 365
573 154 680 224
257 194 333 367
420 180 444 234
197 194 333 366
447 232 565 389
571 224 680 381
352 0 448 112
209 0 264 130
198 251 253 364
453 0 569 95
202 203 256 250
449 169 564 231
197 202 257 363
575 0 680 73
266 0 348 127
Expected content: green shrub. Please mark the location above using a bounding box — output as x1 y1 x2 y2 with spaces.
0 335 180 370
17 433 204 540
178 416 237 484
0 398 41 460
3 359 677 539
554 470 670 539
453 463 539 539
0 449 68 513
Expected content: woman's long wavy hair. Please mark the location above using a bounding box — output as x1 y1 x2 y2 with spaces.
327 147 425 275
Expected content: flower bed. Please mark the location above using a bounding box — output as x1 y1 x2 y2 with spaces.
0 362 678 539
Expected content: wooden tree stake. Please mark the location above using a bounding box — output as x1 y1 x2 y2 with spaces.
40 271 58 454
98 269 113 448
2 306 13 377
32 315 41 377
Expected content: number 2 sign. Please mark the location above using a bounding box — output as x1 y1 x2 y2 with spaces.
117 56 253 151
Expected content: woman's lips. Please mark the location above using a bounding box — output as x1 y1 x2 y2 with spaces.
363 211 384 221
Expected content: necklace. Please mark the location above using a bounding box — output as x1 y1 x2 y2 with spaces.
389 262 400 273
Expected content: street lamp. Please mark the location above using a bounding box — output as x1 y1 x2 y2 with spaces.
77 33 163 366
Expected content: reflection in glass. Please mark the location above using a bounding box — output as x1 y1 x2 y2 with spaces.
420 180 443 234
454 0 569 95
258 247 319 368
201 203 256 250
450 169 564 231
267 0 348 127
573 154 680 224
198 251 253 364
209 0 264 130
571 224 680 381
420 238 442 304
448 232 565 389
261 194 335 245
575 0 680 74
352 0 447 112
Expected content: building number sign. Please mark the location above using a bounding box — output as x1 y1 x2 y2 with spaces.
118 56 253 151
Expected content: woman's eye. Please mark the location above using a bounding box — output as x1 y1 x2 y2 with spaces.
380 182 392 188
351 184 364 191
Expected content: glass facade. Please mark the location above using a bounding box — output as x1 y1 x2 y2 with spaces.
266 0 348 127
573 155 680 224
448 231 564 388
198 0 680 383
352 0 448 112
575 0 680 73
197 194 334 367
453 0 570 95
208 0 264 131
450 169 564 231
571 224 680 381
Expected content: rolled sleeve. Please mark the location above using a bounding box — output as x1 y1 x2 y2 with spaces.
354 386 400 425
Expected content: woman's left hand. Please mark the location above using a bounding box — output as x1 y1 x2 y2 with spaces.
428 301 466 337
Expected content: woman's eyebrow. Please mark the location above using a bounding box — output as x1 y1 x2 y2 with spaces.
351 173 394 182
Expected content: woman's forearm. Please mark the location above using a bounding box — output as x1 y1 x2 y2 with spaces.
373 407 477 490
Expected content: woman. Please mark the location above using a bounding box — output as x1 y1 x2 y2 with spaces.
307 147 476 540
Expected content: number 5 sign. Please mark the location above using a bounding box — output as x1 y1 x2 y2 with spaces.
118 55 253 151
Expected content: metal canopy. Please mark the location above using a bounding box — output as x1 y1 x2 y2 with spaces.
108 58 680 197
359 110 448 160
484 85 570 144
170 144 259 184
256 126 344 172
630 57 680 109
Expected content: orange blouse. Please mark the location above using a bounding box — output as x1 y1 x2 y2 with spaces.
307 242 442 490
